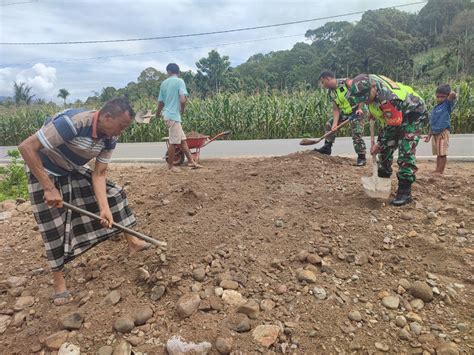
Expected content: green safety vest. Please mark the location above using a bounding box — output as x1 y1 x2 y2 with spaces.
333 83 354 115
368 75 420 120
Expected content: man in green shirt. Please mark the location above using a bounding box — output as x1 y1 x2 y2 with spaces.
156 63 201 171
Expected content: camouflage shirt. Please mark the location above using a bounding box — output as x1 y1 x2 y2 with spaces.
369 75 426 116
350 74 426 117
328 78 358 114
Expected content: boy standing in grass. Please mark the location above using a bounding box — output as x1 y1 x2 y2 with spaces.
424 84 456 175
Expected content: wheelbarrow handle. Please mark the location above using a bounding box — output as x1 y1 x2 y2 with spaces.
202 130 232 147
62 202 167 248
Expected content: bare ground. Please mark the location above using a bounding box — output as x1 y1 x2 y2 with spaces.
0 152 473 354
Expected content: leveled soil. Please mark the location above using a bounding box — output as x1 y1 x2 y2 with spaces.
0 152 473 354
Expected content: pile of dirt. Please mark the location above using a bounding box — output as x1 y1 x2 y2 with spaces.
186 131 208 139
0 152 472 354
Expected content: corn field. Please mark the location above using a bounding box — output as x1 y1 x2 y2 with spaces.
0 82 472 146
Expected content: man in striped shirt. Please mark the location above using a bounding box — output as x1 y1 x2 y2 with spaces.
19 97 150 305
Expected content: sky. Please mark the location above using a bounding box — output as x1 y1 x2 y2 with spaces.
0 0 426 102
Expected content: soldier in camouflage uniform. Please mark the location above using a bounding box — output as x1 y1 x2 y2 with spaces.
348 74 427 206
316 71 367 166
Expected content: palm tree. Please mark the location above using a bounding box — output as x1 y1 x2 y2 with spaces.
13 82 35 105
57 88 70 105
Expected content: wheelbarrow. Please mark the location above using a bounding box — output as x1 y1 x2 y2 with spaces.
164 131 231 166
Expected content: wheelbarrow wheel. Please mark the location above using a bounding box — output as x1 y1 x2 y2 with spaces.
165 149 185 166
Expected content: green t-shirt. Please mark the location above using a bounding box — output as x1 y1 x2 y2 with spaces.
158 76 188 122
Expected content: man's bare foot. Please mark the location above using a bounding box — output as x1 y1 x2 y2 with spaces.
188 162 203 169
128 241 152 256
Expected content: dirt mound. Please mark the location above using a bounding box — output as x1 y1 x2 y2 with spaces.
186 131 208 139
0 152 473 354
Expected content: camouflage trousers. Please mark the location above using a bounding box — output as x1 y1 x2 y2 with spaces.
377 119 423 183
324 114 366 154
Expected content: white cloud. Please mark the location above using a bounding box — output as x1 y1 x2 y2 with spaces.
0 0 425 101
0 63 57 99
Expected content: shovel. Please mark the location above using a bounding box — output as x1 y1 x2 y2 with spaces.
62 201 167 248
135 110 153 124
361 119 391 199
300 119 350 146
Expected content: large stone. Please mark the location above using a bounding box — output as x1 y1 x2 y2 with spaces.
150 285 166 301
348 310 362 322
237 300 260 319
0 211 12 221
354 252 369 265
45 330 69 350
59 312 83 330
296 269 316 283
176 293 200 318
12 311 27 327
58 342 80 355
220 280 239 290
102 290 121 306
133 306 153 326
113 316 134 333
192 267 206 282
1 200 16 211
112 340 132 355
0 315 11 334
6 276 27 288
226 313 251 333
166 336 212 355
97 345 114 355
436 342 460 355
381 295 399 309
410 281 433 302
252 325 280 348
313 287 327 300
215 336 233 354
14 296 34 311
221 290 246 306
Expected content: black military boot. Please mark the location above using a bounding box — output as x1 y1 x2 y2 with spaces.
356 154 366 166
314 141 332 155
391 180 412 206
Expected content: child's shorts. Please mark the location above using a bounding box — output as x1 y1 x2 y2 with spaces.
432 129 449 156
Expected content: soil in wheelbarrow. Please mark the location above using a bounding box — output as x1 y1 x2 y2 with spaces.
186 131 208 139
0 152 473 354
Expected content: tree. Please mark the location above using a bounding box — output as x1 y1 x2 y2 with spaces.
196 50 235 94
305 21 354 52
13 82 35 105
100 86 118 102
444 9 474 75
57 88 70 104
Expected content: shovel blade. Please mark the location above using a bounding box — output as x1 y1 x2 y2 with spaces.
361 176 391 199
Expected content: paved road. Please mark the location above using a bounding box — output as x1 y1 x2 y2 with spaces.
1 134 473 163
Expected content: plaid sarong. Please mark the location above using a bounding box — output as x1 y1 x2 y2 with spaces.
27 167 136 271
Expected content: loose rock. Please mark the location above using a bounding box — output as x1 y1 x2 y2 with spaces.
59 312 83 330
215 335 233 354
381 295 399 309
348 310 362 322
176 293 201 318
14 296 34 311
113 316 135 333
296 269 316 283
410 281 433 302
252 324 280 348
237 299 260 319
58 342 80 355
313 287 327 300
102 290 121 306
436 342 460 355
220 280 239 290
45 330 69 350
221 290 246 306
0 315 11 334
98 346 114 355
192 267 206 282
112 340 132 355
133 306 153 326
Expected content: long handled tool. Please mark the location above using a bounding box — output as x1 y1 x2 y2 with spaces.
62 201 167 248
299 119 350 146
361 119 391 199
